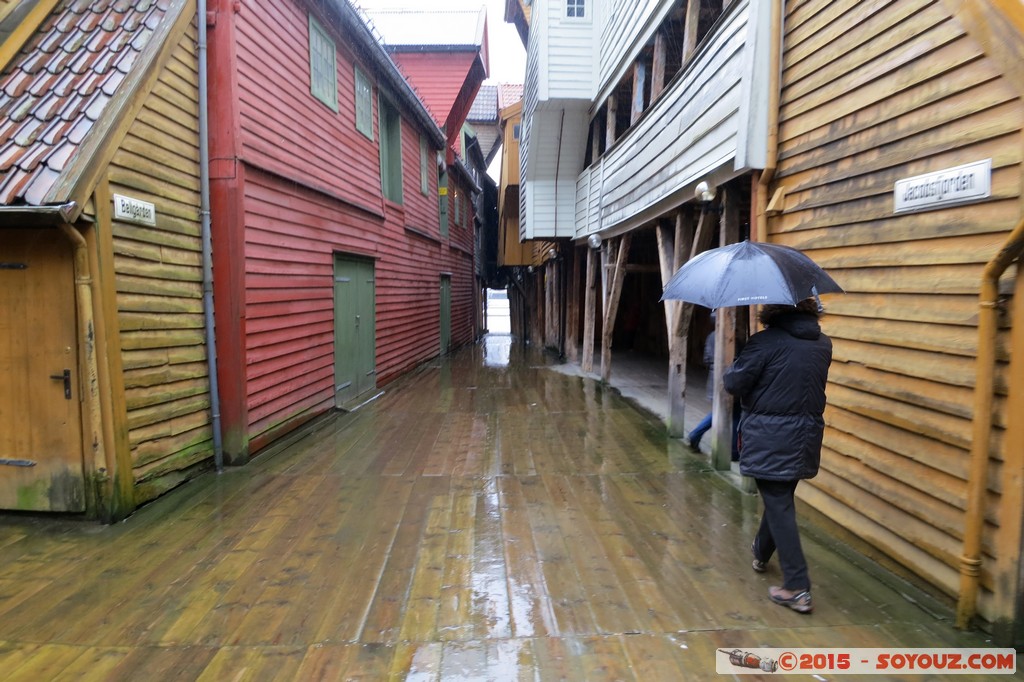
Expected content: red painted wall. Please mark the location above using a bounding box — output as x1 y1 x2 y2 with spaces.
219 0 477 448
389 52 478 131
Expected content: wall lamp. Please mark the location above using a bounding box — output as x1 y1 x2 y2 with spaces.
587 233 602 249
695 180 717 203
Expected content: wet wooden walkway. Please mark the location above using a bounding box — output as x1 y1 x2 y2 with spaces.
0 337 1010 680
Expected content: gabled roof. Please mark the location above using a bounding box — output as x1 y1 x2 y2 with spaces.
498 82 523 108
467 84 497 123
0 0 188 210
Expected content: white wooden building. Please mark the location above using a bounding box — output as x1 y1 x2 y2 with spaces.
519 0 772 243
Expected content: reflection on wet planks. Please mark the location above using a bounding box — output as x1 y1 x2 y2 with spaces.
0 340 1012 680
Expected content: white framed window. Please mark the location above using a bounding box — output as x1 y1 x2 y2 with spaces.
355 68 373 139
567 0 585 18
308 15 337 111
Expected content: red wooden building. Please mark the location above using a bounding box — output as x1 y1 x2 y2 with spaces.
208 0 482 463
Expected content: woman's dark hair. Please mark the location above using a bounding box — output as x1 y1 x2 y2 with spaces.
759 298 822 327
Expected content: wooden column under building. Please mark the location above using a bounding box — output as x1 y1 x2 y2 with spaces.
566 247 581 363
682 0 700 62
651 30 667 102
631 61 646 124
601 233 631 382
605 95 618 149
657 212 691 437
657 206 716 438
711 186 741 471
582 246 598 373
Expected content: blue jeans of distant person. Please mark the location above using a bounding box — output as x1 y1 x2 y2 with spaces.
687 413 712 449
687 411 740 459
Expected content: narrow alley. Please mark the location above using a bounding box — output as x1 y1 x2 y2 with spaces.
0 334 1010 680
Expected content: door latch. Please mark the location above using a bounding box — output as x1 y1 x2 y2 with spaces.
50 369 71 399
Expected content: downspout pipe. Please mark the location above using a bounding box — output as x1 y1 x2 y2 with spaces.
957 216 1024 629
198 0 224 473
755 0 782 244
58 223 107 511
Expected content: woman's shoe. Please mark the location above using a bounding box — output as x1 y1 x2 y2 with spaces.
768 586 813 613
750 541 766 573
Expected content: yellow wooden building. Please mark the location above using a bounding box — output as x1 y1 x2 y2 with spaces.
0 0 210 520
768 0 1024 640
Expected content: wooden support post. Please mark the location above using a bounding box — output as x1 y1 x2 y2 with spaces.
711 187 741 471
606 94 618 149
631 61 647 125
566 247 581 362
533 271 544 347
582 246 598 373
651 30 667 102
601 233 631 382
682 0 700 62
657 213 693 437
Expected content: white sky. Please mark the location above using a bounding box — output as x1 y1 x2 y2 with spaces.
356 0 527 84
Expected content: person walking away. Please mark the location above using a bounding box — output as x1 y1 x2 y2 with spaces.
723 298 832 614
686 318 715 451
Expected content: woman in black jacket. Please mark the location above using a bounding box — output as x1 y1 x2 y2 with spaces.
723 298 832 614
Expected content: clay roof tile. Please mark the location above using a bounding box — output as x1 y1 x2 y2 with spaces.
23 165 60 205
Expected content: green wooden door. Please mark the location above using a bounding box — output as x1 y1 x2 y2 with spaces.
440 275 451 355
334 256 376 407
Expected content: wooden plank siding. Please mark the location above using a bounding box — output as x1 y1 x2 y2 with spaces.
235 1 383 211
106 20 212 502
573 0 757 240
232 0 477 447
388 52 478 129
771 0 1023 622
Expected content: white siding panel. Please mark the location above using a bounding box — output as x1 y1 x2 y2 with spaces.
543 0 597 102
576 1 764 236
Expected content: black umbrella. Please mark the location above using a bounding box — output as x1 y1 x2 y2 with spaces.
660 240 843 308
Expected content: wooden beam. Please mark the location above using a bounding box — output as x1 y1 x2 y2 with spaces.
605 94 618 149
711 186 740 471
89 178 134 520
582 247 598 373
631 61 647 125
658 212 694 437
566 247 581 363
651 30 667 102
601 233 631 382
682 0 701 63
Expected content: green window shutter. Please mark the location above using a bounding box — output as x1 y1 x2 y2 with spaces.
308 15 338 112
355 68 373 139
420 137 429 195
379 94 403 204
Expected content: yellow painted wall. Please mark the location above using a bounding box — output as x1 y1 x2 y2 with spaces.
106 19 211 504
773 0 1023 625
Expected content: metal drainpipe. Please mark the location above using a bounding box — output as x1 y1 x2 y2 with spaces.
957 216 1024 629
58 224 107 504
197 0 224 472
755 0 782 244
